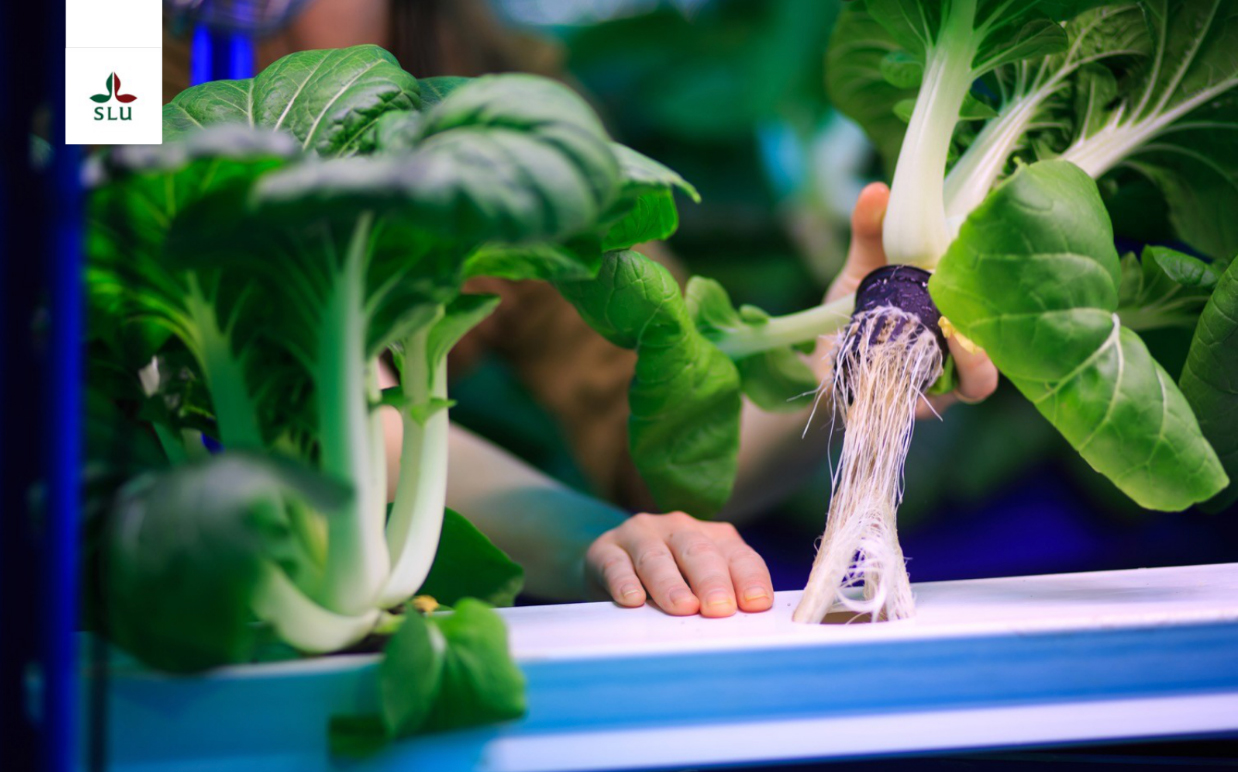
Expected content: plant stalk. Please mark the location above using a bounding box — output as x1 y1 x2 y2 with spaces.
379 322 451 608
318 212 391 615
714 293 856 359
883 0 978 268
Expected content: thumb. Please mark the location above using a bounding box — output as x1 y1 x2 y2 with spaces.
828 182 890 302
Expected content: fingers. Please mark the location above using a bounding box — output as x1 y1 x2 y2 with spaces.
585 539 645 607
949 335 999 404
916 335 1000 420
585 513 775 617
617 515 701 616
827 182 890 302
668 525 737 617
721 534 774 612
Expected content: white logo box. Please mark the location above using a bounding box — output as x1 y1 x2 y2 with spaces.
66 0 161 49
65 47 163 145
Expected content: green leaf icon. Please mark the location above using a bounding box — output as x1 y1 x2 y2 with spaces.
90 72 113 103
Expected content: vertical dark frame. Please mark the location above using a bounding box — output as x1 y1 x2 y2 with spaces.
1 0 81 770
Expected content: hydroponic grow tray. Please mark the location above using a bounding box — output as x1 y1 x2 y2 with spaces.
89 562 1238 771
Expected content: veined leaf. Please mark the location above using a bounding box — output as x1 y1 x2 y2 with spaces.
557 251 742 516
163 45 421 157
1180 259 1238 510
603 144 700 251
931 160 1226 510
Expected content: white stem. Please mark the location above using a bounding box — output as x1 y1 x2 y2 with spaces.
378 329 451 608
318 213 390 615
883 0 978 269
1062 77 1238 178
252 563 380 653
714 294 856 359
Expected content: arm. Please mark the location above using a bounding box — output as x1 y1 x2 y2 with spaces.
379 370 775 615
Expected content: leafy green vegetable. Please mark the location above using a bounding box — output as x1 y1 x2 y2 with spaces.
1059 0 1238 261
931 161 1226 510
163 45 420 157
1180 259 1238 511
557 250 744 515
90 46 703 748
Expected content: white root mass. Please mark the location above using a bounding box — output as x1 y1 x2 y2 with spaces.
794 307 942 624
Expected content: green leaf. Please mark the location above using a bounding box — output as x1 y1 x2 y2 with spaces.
418 76 470 107
1058 0 1238 260
425 295 502 380
380 600 525 738
603 189 681 251
880 51 923 89
737 349 819 413
106 452 349 672
602 145 699 251
1117 245 1219 331
1180 259 1238 511
419 600 526 733
931 160 1226 511
380 611 444 736
826 3 920 175
255 75 622 246
465 237 602 282
557 251 743 515
163 45 421 157
687 276 816 413
417 509 524 608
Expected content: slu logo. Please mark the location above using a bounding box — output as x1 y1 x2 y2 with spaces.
91 72 137 121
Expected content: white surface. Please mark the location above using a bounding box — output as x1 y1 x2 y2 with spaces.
481 693 1238 772
504 562 1238 661
66 0 161 49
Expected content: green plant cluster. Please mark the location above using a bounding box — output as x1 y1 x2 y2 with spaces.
86 45 698 749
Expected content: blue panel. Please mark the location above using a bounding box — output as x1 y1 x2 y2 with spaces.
93 619 1238 772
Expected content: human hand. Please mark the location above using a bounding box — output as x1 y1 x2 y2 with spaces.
585 512 774 617
824 182 998 419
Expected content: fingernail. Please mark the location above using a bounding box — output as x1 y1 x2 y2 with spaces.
743 587 770 604
621 586 643 602
704 590 734 610
669 589 694 608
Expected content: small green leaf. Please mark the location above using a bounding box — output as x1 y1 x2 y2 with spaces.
419 600 526 734
879 51 923 89
959 92 998 121
688 276 814 413
417 509 524 607
1180 258 1238 511
737 349 818 413
381 612 444 736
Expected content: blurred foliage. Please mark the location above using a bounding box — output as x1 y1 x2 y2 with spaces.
559 0 841 314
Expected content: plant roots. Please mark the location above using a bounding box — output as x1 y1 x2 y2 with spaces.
794 306 943 623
